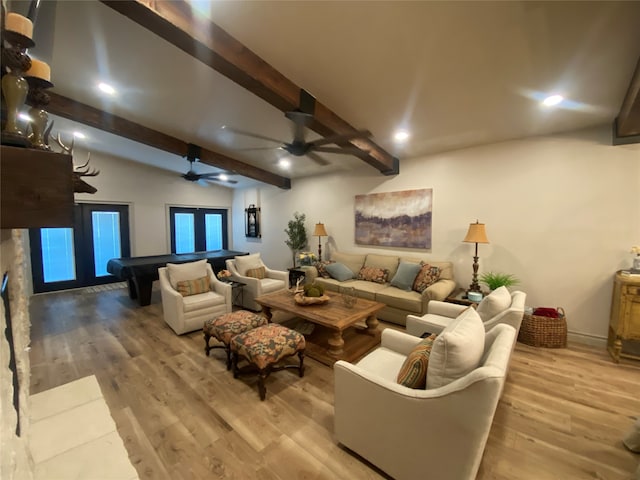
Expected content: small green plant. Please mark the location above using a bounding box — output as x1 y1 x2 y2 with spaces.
284 212 308 268
479 272 520 290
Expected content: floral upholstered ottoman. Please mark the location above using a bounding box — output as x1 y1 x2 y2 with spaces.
231 324 306 400
203 310 267 369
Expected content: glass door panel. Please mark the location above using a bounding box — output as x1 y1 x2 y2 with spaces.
30 203 130 293
41 228 76 283
174 213 195 254
92 211 122 277
205 214 223 250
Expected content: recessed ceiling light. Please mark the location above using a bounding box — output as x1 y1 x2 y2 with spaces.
73 131 86 139
98 82 116 95
393 130 410 142
278 158 291 169
542 94 563 107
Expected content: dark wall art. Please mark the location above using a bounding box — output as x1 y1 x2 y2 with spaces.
355 189 432 249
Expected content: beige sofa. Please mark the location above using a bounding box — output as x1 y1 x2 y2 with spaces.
305 251 456 325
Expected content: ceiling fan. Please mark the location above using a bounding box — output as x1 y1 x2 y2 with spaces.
224 90 372 166
181 144 238 184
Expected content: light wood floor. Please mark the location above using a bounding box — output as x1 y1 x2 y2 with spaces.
30 287 640 480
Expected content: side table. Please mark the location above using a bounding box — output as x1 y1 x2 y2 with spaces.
608 271 640 363
288 268 306 288
222 280 246 307
445 288 488 307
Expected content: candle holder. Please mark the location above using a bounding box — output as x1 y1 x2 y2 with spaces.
1 20 35 147
25 66 54 150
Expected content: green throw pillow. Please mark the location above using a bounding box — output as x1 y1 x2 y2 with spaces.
390 262 422 291
325 262 354 281
396 334 437 389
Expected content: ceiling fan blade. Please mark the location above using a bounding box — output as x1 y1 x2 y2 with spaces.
233 146 281 152
306 152 331 166
222 126 284 144
313 146 371 159
209 177 239 184
198 173 239 184
308 129 371 148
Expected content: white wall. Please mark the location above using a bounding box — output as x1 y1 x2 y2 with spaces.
232 126 640 341
74 150 234 256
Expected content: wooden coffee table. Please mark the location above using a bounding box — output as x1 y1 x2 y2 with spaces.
254 290 384 366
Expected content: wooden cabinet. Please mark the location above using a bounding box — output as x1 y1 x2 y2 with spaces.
1 145 74 229
608 271 640 362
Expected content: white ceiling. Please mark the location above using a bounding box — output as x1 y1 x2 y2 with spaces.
20 0 640 188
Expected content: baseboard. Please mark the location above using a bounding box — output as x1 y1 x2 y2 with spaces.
567 330 607 348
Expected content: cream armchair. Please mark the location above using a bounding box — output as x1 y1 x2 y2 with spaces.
407 287 526 338
225 253 288 311
158 260 232 335
334 321 517 480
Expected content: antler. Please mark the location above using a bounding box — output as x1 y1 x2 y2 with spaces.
53 132 75 154
73 153 100 177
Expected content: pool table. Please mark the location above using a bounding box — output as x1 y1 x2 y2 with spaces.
106 249 248 306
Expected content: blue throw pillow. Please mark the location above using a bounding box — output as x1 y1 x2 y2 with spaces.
325 262 355 281
390 262 421 291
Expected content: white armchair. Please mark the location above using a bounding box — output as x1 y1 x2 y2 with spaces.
407 287 526 338
334 321 517 480
225 253 288 311
158 260 232 335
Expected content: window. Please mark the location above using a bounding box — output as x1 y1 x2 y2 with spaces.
169 207 228 254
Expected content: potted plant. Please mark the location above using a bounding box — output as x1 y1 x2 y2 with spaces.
479 271 520 291
284 212 308 268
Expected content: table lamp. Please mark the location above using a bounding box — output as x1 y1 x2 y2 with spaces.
313 223 328 261
463 220 489 293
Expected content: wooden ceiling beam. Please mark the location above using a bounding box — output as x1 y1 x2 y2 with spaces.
614 56 640 143
44 92 291 189
100 0 399 175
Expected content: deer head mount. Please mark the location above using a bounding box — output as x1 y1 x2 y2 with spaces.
52 133 99 194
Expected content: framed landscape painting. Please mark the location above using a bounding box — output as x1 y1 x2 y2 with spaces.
355 189 432 249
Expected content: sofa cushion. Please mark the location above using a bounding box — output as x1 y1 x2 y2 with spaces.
245 266 266 279
348 280 388 300
427 307 485 389
412 262 442 293
234 253 264 275
364 254 400 280
396 333 437 389
314 260 335 278
182 290 226 312
166 260 208 290
376 287 423 313
331 252 366 278
176 275 210 296
476 286 511 321
390 261 422 291
325 262 355 282
401 258 453 281
357 266 389 284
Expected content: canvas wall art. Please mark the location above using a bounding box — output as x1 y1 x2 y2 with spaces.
355 189 432 249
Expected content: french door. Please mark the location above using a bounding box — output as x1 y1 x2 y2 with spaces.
30 203 130 293
169 207 228 254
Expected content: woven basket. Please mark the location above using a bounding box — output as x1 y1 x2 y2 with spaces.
518 307 567 348
293 293 330 305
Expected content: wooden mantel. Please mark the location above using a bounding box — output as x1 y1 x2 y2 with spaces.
1 145 74 229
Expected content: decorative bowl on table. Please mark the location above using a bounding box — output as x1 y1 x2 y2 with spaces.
467 291 483 302
294 292 330 305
